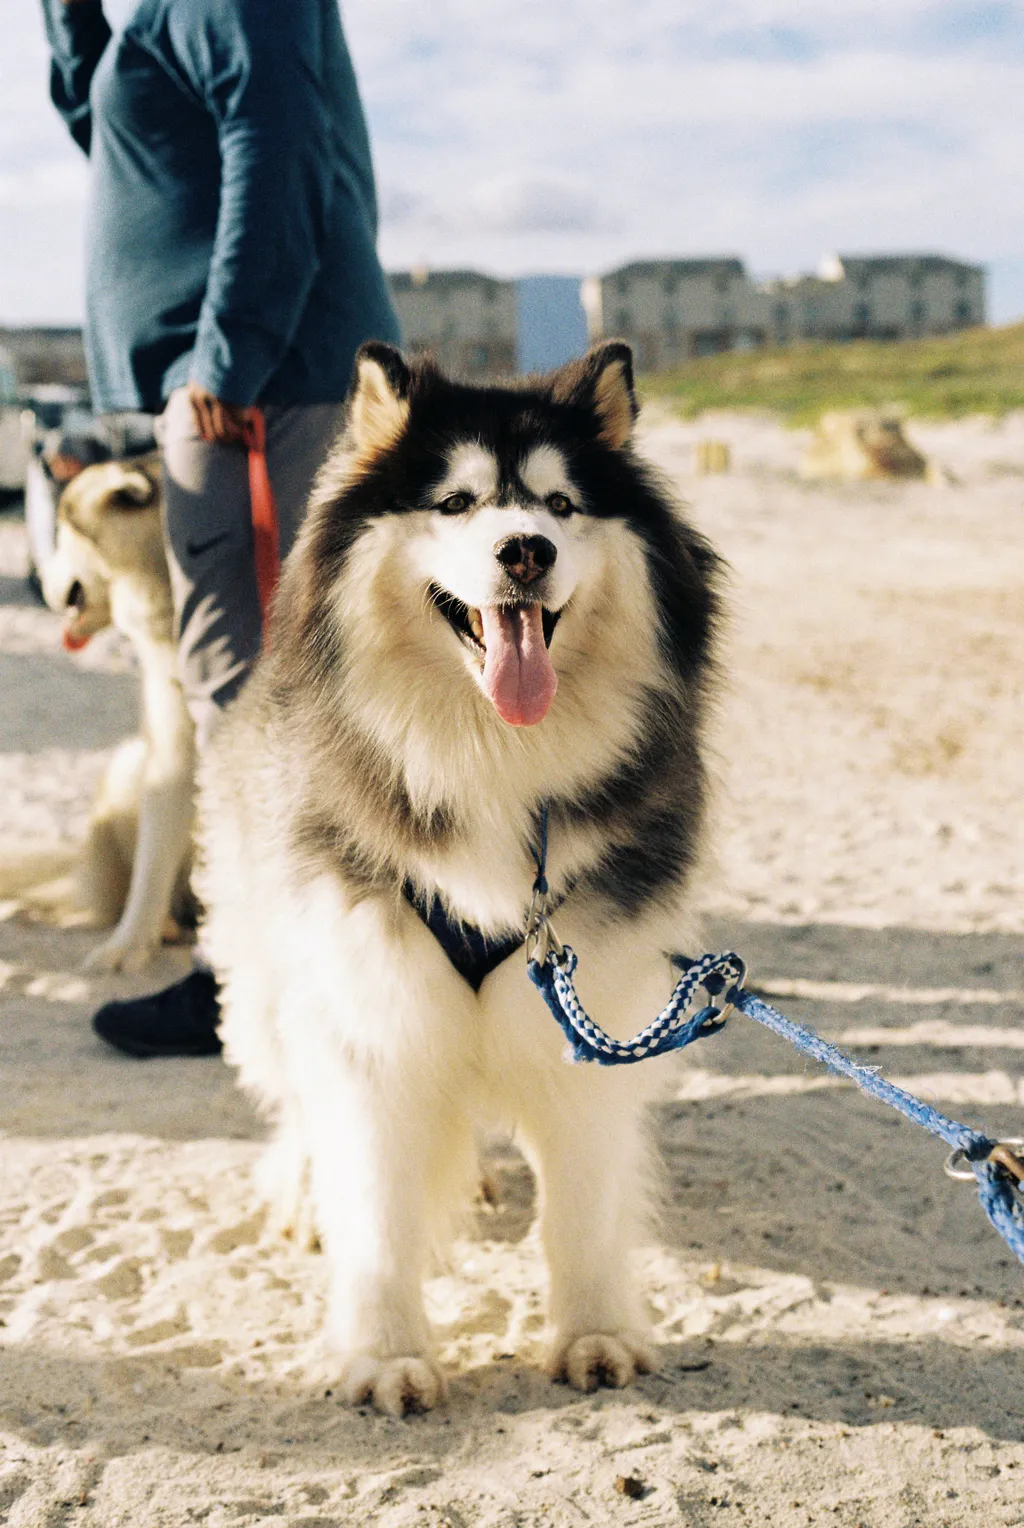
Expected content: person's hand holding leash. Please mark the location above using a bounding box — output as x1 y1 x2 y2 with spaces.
186 382 253 446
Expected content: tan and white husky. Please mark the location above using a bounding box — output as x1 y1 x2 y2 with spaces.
1 455 195 972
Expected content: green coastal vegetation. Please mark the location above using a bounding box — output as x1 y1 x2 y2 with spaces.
646 321 1024 424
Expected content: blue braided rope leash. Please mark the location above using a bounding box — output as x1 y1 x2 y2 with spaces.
524 815 1024 1267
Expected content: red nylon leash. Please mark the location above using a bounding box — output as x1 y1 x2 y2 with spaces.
244 408 280 641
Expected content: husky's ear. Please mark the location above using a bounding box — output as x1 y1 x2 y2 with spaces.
110 467 157 509
553 342 638 449
348 342 412 455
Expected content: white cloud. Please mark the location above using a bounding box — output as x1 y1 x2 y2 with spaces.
349 3 1024 305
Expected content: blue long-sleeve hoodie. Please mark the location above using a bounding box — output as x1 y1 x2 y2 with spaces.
43 0 400 413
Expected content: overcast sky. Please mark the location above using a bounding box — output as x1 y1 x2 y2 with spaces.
2 0 1023 324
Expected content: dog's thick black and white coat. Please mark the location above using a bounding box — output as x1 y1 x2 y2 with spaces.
198 342 720 1415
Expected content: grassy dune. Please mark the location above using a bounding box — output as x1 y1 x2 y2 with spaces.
646 321 1024 423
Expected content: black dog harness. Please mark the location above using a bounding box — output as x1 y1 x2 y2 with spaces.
402 809 564 992
403 884 524 991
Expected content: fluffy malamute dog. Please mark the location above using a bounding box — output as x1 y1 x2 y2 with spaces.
198 342 720 1415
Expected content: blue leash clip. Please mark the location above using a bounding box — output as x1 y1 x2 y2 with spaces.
525 804 744 1065
527 945 742 1066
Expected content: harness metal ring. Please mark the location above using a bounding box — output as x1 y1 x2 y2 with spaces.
525 889 563 964
703 958 746 1027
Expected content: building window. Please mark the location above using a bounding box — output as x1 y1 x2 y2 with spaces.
617 276 630 296
616 309 632 332
910 299 925 329
954 299 972 324
853 302 871 331
714 272 731 294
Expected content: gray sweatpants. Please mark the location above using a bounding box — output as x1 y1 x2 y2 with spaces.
159 388 346 749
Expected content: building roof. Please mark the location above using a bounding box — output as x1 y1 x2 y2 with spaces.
0 325 86 342
603 257 746 283
823 254 983 280
760 275 832 295
388 269 512 294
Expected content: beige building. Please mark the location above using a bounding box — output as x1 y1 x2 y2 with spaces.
388 269 517 379
585 253 986 369
0 327 89 389
767 255 986 345
582 258 762 371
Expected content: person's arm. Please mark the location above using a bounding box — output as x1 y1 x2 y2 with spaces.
41 0 112 154
171 0 336 413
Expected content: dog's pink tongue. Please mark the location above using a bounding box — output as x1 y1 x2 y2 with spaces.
480 604 557 726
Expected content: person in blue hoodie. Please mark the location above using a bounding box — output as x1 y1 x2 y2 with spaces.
43 0 401 1057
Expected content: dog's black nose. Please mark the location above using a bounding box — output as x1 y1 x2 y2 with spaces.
494 534 557 585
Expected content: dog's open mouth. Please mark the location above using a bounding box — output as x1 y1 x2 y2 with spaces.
430 585 560 727
62 581 93 652
430 586 559 654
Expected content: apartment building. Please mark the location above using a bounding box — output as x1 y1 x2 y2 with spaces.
581 258 762 371
586 254 986 368
388 269 517 379
767 255 986 345
0 326 89 388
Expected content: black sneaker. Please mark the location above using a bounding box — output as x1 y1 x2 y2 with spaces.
92 969 222 1058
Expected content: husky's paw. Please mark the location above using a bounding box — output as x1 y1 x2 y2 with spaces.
341 1353 448 1417
548 1331 655 1392
84 930 159 974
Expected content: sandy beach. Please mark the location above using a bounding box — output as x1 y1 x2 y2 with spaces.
0 412 1022 1527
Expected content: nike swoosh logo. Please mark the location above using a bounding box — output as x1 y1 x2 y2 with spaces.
186 531 231 558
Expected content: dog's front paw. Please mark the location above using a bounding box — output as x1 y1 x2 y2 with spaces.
84 930 159 974
548 1332 655 1393
341 1353 448 1417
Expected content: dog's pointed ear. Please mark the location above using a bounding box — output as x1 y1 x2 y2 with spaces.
552 342 638 449
348 342 412 455
112 466 157 509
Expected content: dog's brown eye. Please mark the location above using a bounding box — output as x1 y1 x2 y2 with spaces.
438 491 473 515
547 491 574 515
